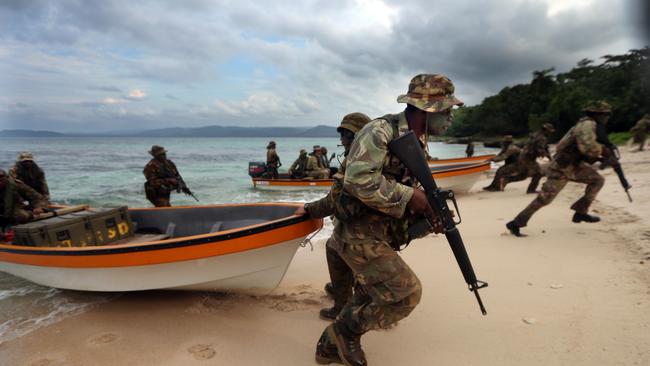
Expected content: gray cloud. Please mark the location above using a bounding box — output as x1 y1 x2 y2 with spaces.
0 0 646 132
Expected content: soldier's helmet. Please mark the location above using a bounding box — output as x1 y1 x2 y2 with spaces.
17 152 34 162
541 123 556 133
149 145 167 156
267 141 276 149
397 74 464 112
582 100 612 114
503 135 514 142
337 112 371 134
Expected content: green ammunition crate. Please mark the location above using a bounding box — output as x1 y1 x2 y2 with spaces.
70 206 134 245
13 214 96 247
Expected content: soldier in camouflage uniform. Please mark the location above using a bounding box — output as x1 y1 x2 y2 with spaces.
465 141 475 157
0 169 48 226
143 145 181 207
630 114 650 151
312 74 460 366
506 101 612 237
9 152 50 201
306 146 330 179
482 135 521 191
295 112 372 324
288 149 310 179
264 141 281 179
500 123 555 193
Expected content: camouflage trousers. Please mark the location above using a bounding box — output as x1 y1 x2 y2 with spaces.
512 162 604 227
147 195 171 207
1 208 33 225
484 162 518 191
306 169 329 179
325 237 355 311
331 219 422 334
502 159 544 193
632 132 646 151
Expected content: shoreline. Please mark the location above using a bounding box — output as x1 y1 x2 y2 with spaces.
1 149 649 365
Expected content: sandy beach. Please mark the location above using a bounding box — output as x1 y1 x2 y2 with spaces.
1 148 649 366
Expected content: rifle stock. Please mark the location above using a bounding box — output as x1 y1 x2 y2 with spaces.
388 131 487 315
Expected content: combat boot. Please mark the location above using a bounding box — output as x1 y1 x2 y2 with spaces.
572 212 600 223
319 306 341 321
326 323 367 366
315 327 343 364
506 221 526 237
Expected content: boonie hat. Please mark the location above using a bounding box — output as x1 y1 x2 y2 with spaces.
397 74 464 112
337 112 372 134
18 152 34 162
149 145 167 156
582 100 612 113
267 141 276 148
541 123 556 133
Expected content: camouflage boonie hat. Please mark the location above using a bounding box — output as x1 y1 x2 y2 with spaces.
397 74 464 112
337 112 371 134
541 123 555 132
18 152 34 162
267 141 276 148
582 100 612 113
299 149 307 155
149 145 167 156
503 135 513 142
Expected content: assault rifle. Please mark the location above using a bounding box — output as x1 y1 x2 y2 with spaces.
596 123 632 202
389 131 488 315
175 173 199 202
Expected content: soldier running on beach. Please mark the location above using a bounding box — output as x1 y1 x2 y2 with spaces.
143 145 181 207
9 152 50 201
506 101 613 237
630 114 650 151
499 123 555 193
482 135 521 191
295 112 372 322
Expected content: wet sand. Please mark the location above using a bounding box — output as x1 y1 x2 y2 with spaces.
1 148 649 366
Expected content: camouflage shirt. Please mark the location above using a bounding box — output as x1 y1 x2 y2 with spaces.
306 154 325 172
9 163 50 199
521 131 550 161
343 112 415 219
492 144 521 164
143 158 180 191
266 148 281 168
554 117 602 164
288 156 310 176
304 158 347 218
1 178 47 219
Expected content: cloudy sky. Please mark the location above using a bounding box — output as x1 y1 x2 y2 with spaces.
0 0 647 133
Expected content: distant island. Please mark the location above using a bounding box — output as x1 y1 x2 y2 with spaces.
0 125 338 138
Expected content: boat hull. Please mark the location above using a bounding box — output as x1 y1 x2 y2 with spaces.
428 154 495 166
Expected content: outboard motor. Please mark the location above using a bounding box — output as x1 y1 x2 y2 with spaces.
248 162 267 178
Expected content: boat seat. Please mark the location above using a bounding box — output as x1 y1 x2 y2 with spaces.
209 221 223 233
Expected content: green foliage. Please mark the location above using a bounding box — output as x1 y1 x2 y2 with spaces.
448 47 650 141
608 132 632 145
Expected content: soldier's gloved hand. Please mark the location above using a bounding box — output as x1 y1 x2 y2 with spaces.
294 204 307 216
166 178 178 186
429 215 444 234
408 188 434 218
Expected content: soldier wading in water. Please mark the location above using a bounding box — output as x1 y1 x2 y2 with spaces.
506 101 613 237
143 145 181 207
307 74 461 366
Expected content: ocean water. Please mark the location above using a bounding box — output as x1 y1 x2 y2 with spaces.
0 136 496 344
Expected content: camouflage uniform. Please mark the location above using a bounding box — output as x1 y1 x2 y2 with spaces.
143 145 180 207
1 177 48 225
509 103 609 229
483 136 521 191
465 142 475 157
501 123 555 193
306 146 329 179
288 149 310 179
265 141 281 179
630 114 650 151
305 112 372 319
9 152 50 200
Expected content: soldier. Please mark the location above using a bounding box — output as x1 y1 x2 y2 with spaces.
506 101 612 237
482 135 521 191
0 169 47 226
311 74 459 365
306 146 330 179
288 149 310 179
9 152 50 201
500 123 555 193
465 141 475 157
320 146 335 169
630 114 650 151
295 112 372 323
143 145 181 207
265 141 281 179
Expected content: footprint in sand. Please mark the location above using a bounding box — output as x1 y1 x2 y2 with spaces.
89 332 118 345
29 359 64 366
188 344 216 360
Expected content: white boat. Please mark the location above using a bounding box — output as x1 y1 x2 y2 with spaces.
0 203 322 294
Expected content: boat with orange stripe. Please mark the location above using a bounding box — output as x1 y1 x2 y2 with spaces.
428 153 495 166
252 161 491 193
0 203 322 294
